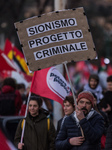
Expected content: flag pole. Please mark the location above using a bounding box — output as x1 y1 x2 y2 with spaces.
20 91 31 143
63 61 77 107
63 61 84 137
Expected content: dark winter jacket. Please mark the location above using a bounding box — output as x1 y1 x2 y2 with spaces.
14 111 56 150
99 91 112 124
57 118 63 134
57 116 68 134
105 124 112 150
0 85 22 115
56 110 104 150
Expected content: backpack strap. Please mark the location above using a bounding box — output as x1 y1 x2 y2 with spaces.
47 118 50 131
21 118 50 131
21 119 25 130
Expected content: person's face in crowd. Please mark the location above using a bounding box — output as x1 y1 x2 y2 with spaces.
89 78 98 89
63 101 74 116
19 88 26 95
78 98 92 116
28 100 39 117
107 82 112 91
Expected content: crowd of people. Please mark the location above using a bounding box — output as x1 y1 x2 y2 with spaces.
0 73 112 150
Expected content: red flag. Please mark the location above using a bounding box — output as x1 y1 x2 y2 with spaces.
0 50 16 71
0 129 16 150
3 39 13 60
4 39 29 75
13 46 29 75
30 67 70 106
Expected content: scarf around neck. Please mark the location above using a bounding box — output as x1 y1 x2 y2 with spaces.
74 108 95 127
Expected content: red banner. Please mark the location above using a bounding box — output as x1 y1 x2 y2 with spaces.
0 50 16 71
30 67 70 106
4 39 29 75
0 129 16 150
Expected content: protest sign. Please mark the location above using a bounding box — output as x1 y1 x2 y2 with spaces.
15 7 97 71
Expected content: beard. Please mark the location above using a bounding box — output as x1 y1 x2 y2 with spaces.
81 107 88 116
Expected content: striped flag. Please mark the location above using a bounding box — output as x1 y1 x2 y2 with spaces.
4 39 29 75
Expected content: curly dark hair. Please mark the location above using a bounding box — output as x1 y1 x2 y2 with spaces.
63 96 75 108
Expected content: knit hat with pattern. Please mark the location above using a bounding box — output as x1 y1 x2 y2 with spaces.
77 91 94 107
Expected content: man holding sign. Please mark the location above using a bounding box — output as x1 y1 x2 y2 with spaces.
56 91 104 150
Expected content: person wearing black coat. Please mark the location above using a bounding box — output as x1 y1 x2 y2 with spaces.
56 91 104 150
99 75 112 124
105 124 112 150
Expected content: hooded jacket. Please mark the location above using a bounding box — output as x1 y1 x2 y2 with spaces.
83 84 103 104
14 110 56 150
56 110 104 150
